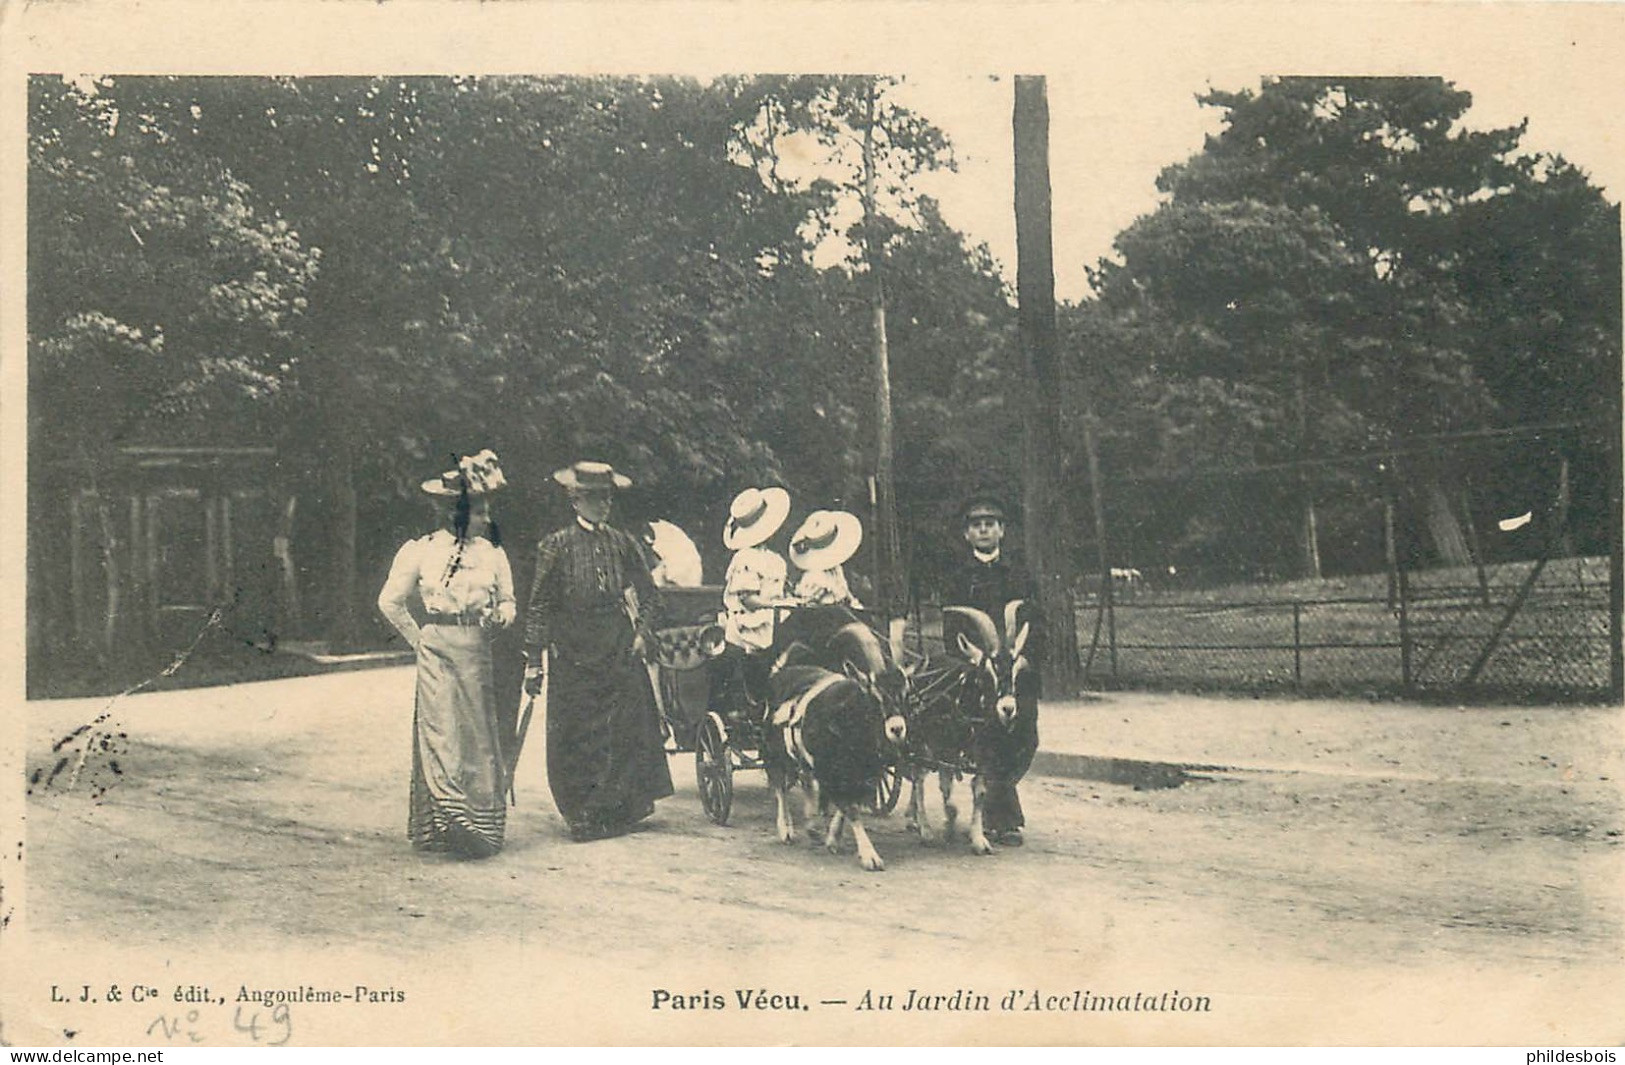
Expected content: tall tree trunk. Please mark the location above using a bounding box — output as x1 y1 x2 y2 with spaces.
1460 481 1491 605
863 78 905 634
324 452 359 647
1382 455 1403 609
1301 496 1323 581
1420 475 1472 569
78 451 123 663
98 497 120 659
1555 452 1575 558
1295 368 1321 580
301 329 361 648
1383 496 1400 610
1013 75 1081 692
273 495 302 639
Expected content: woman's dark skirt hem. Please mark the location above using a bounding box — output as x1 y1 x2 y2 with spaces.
545 641 674 839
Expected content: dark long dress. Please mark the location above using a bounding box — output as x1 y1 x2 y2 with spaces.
941 550 1041 835
524 520 673 835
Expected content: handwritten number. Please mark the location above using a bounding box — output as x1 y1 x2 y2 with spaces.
268 1003 292 1046
232 1006 263 1041
230 1005 292 1045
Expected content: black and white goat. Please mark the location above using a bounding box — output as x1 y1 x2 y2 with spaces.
776 605 917 728
762 657 908 872
906 601 1033 854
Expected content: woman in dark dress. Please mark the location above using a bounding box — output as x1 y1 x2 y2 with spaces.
522 461 673 842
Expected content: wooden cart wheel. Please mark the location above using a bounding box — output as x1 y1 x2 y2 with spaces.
694 712 734 826
869 761 903 816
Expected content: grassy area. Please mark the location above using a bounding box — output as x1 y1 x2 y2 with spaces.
28 635 411 701
1091 556 1611 606
1085 557 1612 702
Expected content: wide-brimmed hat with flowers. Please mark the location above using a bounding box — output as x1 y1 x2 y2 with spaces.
421 449 508 497
789 509 863 571
552 460 632 491
723 487 792 551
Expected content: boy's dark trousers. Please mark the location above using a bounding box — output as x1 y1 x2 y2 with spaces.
977 694 1039 833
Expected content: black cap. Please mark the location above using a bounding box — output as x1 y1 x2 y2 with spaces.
960 490 1009 525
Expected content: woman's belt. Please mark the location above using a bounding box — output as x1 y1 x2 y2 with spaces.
424 611 482 627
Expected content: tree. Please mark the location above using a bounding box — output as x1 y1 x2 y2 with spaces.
28 77 316 459
1014 76 1081 691
31 72 1014 659
27 75 319 660
733 75 954 620
88 75 855 630
1080 76 1617 573
1159 78 1512 565
1084 199 1377 577
880 199 1021 592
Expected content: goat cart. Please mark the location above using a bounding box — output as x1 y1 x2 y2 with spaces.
648 590 905 826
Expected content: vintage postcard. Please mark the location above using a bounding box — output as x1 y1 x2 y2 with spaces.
2 0 1622 1047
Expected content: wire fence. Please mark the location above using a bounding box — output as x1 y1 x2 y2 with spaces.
1080 557 1613 703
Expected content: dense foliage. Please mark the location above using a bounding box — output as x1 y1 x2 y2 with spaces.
1070 77 1618 579
29 73 1616 654
28 74 1017 641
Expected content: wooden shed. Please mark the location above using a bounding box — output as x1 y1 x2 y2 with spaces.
31 445 298 670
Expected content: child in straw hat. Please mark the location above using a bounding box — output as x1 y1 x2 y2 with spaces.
711 487 794 713
789 510 865 609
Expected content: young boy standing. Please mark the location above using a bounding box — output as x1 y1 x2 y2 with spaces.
940 492 1041 847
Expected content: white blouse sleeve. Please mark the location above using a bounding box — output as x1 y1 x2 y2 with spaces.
378 539 424 649
722 553 759 612
492 545 516 627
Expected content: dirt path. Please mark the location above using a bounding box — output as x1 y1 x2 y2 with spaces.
11 669 1623 1045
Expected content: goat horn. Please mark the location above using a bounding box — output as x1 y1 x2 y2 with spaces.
1003 599 1027 648
943 605 999 655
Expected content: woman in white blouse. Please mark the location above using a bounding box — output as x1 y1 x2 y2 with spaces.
378 450 515 859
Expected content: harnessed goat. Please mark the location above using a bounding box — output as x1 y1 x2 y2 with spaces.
763 650 908 872
906 602 1032 854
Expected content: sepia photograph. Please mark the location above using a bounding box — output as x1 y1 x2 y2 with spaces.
2 1 1622 1048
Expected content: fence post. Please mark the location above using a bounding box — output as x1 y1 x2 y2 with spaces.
1107 581 1119 686
1397 563 1413 694
1461 480 1491 607
1081 405 1116 690
1382 484 1399 610
1293 601 1302 690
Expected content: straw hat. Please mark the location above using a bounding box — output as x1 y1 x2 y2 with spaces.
789 510 863 571
552 460 632 491
722 487 791 550
421 449 508 497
